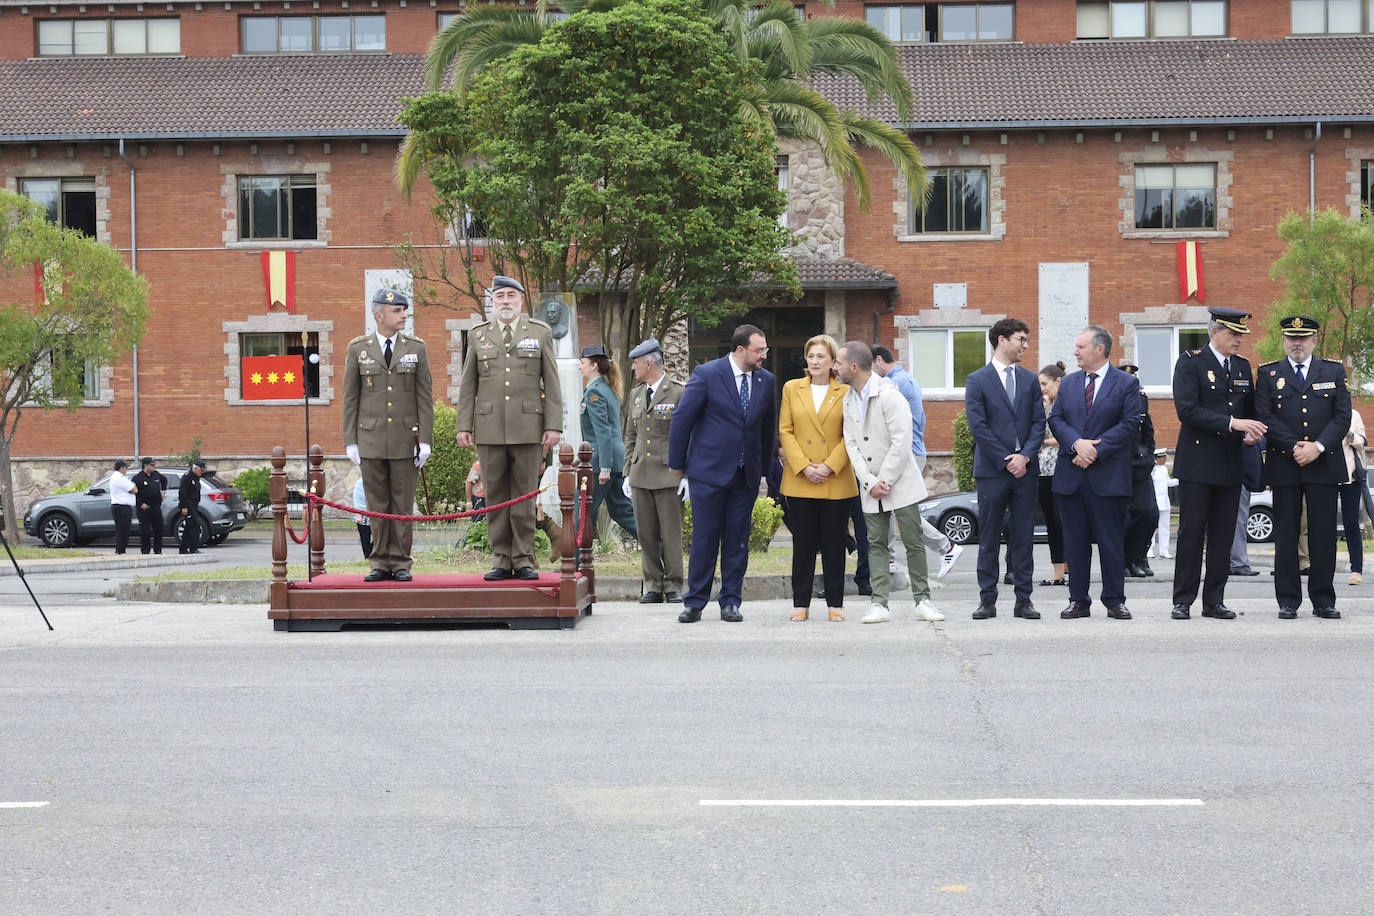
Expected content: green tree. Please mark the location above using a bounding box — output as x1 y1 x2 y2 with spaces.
1261 207 1374 383
0 191 149 540
424 400 476 512
952 410 974 492
232 467 273 520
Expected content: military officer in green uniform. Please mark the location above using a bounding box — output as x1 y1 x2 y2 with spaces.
342 288 434 582
456 276 563 581
622 337 687 603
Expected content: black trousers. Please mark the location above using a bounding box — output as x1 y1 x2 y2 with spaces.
1273 483 1338 610
1037 475 1064 565
112 504 133 554
137 504 163 554
975 472 1037 604
179 509 200 553
1125 473 1160 567
846 495 870 589
789 496 849 607
357 523 373 559
1172 480 1241 607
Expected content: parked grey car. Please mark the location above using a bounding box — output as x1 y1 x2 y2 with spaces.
1244 465 1374 543
23 467 247 549
917 490 1050 545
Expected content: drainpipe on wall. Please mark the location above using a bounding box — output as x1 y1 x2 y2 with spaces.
118 139 139 456
873 287 899 345
1309 121 1322 219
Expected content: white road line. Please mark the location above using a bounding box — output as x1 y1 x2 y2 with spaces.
0 802 49 808
699 798 1204 808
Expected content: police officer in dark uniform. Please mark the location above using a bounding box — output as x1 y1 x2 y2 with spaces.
1119 362 1158 577
1254 315 1352 619
131 457 167 554
177 459 207 554
1170 307 1267 620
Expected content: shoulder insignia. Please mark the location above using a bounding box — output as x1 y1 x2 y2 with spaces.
1186 349 1202 357
349 334 370 345
1258 360 1280 368
405 333 425 344
470 319 491 330
589 394 600 402
527 317 552 330
1322 357 1342 364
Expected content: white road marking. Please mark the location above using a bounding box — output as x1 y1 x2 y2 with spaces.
699 798 1204 808
0 802 49 808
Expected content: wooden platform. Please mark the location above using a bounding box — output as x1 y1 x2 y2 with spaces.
266 443 598 631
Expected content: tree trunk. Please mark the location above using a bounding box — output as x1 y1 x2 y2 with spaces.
0 434 18 544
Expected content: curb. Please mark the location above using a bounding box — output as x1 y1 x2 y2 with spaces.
1 554 215 577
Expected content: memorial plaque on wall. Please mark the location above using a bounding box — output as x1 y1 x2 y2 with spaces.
1038 263 1089 369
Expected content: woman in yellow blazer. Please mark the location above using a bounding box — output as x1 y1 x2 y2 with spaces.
779 333 859 621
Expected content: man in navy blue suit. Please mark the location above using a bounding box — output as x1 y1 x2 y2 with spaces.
668 324 776 623
964 318 1046 620
1048 325 1142 620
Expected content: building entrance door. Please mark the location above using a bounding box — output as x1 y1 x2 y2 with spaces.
688 307 827 409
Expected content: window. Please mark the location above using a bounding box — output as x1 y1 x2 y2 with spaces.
1077 1 1226 38
1134 164 1215 230
21 178 97 237
33 349 100 401
775 156 790 230
1292 0 1370 33
867 4 928 41
1362 161 1373 210
241 15 386 53
240 332 320 397
908 328 989 390
238 175 317 241
459 207 489 242
1135 325 1208 388
866 3 1012 42
36 18 179 56
911 167 989 234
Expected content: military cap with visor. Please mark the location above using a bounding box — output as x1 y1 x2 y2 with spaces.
1208 306 1251 334
1279 315 1319 337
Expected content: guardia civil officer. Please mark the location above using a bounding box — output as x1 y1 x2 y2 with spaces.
1254 315 1352 619
1169 307 1268 620
623 338 687 603
177 459 207 554
456 276 562 581
342 289 435 582
578 345 637 539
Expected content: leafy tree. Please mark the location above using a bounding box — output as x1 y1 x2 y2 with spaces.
0 191 148 540
953 410 974 492
232 467 273 520
1260 208 1374 385
424 400 476 511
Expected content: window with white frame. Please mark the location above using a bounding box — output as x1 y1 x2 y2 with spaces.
1134 325 1209 388
1077 1 1226 38
37 18 180 56
1291 0 1371 33
241 15 386 53
866 3 1013 42
32 349 100 401
908 327 990 391
867 4 929 41
911 167 990 234
1134 163 1216 230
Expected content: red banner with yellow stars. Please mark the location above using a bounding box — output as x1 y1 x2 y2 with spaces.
240 355 305 400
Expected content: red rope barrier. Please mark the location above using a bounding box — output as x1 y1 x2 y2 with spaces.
305 486 543 522
282 516 309 545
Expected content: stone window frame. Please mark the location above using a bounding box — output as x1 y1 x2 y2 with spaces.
221 159 332 249
1344 147 1374 218
1118 146 1233 239
894 149 1007 243
1115 301 1211 394
894 307 1004 400
223 313 335 406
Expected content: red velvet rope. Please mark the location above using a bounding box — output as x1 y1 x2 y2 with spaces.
282 515 309 545
305 486 544 522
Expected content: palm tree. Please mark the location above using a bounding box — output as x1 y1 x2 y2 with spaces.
398 0 925 210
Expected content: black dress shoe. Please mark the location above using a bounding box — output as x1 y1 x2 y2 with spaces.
1201 604 1235 619
1171 604 1191 620
1002 571 1013 585
1277 607 1298 619
972 603 996 620
1125 564 1148 578
513 566 538 580
1229 567 1260 577
1139 563 1154 577
364 569 391 582
1106 604 1132 620
664 591 683 603
720 605 743 622
1300 567 1310 576
1013 601 1040 620
1312 607 1342 619
679 606 703 623
393 570 413 582
639 591 665 604
1060 601 1091 619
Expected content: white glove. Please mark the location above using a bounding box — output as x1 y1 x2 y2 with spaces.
346 444 360 465
677 478 690 502
621 478 632 499
415 442 431 469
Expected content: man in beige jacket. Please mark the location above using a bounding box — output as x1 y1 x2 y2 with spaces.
836 341 943 624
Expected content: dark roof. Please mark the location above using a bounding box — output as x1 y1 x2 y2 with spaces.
794 257 897 289
816 37 1374 127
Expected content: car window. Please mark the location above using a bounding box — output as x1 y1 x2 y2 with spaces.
206 474 231 489
165 473 181 488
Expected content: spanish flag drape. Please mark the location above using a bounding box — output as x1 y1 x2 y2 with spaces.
261 251 296 313
1177 240 1205 303
240 355 305 400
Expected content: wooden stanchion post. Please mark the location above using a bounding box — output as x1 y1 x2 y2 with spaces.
269 446 288 609
308 445 326 578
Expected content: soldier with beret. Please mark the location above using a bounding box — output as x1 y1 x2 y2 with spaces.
456 276 562 581
623 338 687 603
579 345 637 540
1254 315 1352 619
1169 306 1266 619
342 288 435 582
1118 361 1159 578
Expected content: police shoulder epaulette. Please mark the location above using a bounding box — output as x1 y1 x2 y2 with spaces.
1258 359 1280 368
1321 357 1342 364
349 333 370 345
1184 349 1201 357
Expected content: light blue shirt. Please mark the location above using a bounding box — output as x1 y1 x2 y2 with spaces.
352 478 369 527
885 365 926 457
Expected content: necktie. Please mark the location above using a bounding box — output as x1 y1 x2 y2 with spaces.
1084 372 1096 412
1223 357 1231 379
383 338 393 368
502 325 513 349
645 385 654 405
1003 366 1015 403
739 372 751 416
1295 362 1306 388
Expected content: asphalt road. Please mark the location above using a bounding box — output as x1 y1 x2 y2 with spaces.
1 541 1372 914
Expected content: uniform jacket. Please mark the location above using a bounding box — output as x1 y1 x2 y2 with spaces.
131 469 166 507
1132 392 1156 482
668 355 776 488
842 375 927 513
455 315 562 445
177 471 201 512
1255 357 1352 487
1171 347 1254 486
580 375 624 473
963 362 1046 479
778 376 857 500
1048 365 1141 498
623 373 685 490
342 332 435 460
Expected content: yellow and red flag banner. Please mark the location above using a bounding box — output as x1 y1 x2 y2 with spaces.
34 260 44 304
261 251 296 313
241 355 305 400
1177 240 1205 303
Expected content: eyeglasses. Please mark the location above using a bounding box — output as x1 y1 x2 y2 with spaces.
746 346 770 356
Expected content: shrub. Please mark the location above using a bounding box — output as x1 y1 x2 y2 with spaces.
425 400 476 512
953 410 975 492
683 495 785 554
232 467 272 520
53 478 91 495
458 518 550 555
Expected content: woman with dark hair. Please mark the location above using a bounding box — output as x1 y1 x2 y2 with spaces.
1037 361 1068 586
580 345 638 539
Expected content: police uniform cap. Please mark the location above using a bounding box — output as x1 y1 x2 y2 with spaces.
1208 306 1251 334
372 288 410 308
629 338 662 359
1279 314 1319 337
1153 447 1168 457
581 345 609 359
192 459 208 469
490 275 525 294
1119 362 1139 375
140 457 156 468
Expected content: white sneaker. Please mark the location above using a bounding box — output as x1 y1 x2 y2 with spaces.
861 605 891 624
936 544 963 580
915 599 945 622
889 560 898 575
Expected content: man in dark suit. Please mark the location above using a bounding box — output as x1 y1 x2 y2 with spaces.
1119 363 1158 578
964 318 1046 620
1169 307 1267 620
1048 325 1142 619
1254 315 1352 619
668 324 776 623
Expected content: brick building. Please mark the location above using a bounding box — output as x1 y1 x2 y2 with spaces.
1 0 1371 503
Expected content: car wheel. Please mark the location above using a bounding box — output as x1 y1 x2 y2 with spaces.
1246 506 1275 544
940 509 977 545
39 512 77 548
173 514 210 549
